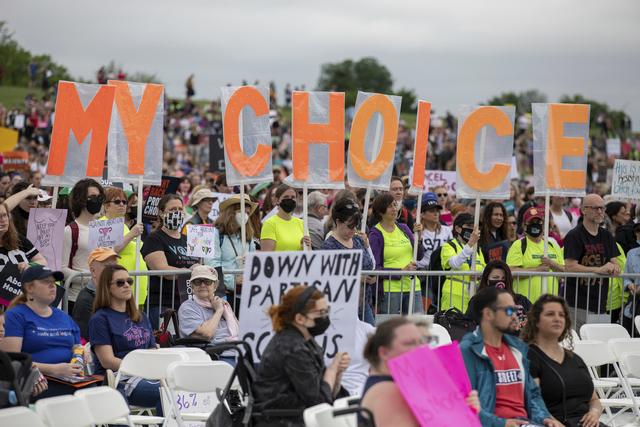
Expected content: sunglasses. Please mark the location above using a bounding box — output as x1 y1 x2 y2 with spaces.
108 199 127 206
493 305 517 316
436 193 447 197
192 279 215 287
113 278 134 287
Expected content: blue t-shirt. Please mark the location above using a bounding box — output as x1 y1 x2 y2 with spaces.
88 307 156 375
4 304 80 364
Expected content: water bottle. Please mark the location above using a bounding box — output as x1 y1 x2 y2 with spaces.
70 344 85 376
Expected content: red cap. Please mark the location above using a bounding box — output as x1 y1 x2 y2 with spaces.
523 206 545 224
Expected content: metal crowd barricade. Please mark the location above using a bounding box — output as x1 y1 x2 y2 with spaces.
61 268 640 336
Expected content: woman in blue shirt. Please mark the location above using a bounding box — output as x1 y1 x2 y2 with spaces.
321 197 376 325
1 264 81 400
88 264 161 414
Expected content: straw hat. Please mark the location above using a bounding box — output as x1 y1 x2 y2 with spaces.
219 194 258 215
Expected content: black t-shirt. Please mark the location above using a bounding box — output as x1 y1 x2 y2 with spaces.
141 230 198 306
563 224 619 312
528 345 593 421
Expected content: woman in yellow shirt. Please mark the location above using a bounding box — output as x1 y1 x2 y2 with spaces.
101 187 148 305
260 184 311 251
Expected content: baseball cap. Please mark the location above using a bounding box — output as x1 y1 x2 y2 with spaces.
37 189 52 202
87 247 120 265
190 265 218 282
523 206 545 224
21 264 64 283
421 192 442 210
453 213 474 229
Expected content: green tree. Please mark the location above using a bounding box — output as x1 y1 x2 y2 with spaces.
317 57 393 106
395 87 417 113
486 89 547 116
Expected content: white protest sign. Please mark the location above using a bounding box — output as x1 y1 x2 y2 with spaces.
607 138 622 157
240 250 362 362
611 159 640 200
88 217 124 250
425 170 456 194
186 225 216 259
207 192 234 222
161 388 216 427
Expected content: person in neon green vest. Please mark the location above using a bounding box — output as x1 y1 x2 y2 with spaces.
440 213 485 311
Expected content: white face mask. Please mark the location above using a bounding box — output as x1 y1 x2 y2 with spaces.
235 212 249 226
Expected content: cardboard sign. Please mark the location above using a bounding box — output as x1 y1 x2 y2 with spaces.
347 91 402 190
433 342 472 396
389 345 481 427
1 151 29 172
107 80 164 186
408 101 432 195
425 170 457 194
532 103 590 197
286 91 345 189
455 105 515 200
207 192 234 222
43 81 116 186
240 250 362 362
88 217 125 250
221 86 272 186
611 159 640 200
142 176 181 224
0 128 19 152
186 225 216 258
26 208 67 271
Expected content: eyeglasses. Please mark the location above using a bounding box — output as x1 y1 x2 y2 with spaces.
112 278 134 287
192 279 215 287
420 335 440 346
584 206 605 211
308 307 331 317
493 305 517 316
108 199 127 206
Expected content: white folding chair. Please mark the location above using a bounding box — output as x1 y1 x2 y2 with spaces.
580 323 630 341
573 340 638 424
0 406 47 427
116 349 188 425
430 323 452 346
304 403 332 427
315 404 353 427
332 395 360 427
165 360 236 426
34 395 93 427
75 386 134 427
158 347 211 362
635 316 640 336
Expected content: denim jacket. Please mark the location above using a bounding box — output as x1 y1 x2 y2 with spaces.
459 328 551 427
205 228 255 291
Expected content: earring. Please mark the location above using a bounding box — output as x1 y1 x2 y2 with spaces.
28 296 34 301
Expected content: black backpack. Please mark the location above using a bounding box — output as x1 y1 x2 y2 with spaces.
0 351 39 408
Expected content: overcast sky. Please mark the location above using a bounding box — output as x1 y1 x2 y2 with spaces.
5 0 640 130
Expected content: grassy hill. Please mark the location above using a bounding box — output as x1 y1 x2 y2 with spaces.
0 86 44 109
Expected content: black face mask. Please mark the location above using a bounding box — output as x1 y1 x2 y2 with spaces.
128 206 138 220
307 315 331 336
460 228 473 242
488 279 506 289
527 223 543 238
280 198 297 214
86 197 103 215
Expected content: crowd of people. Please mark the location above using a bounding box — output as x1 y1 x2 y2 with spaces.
0 84 639 425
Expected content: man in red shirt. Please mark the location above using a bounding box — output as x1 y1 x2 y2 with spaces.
460 287 562 427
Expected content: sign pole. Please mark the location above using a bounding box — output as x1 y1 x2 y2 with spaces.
134 175 143 305
541 190 551 294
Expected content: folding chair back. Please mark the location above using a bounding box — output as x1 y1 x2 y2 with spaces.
609 338 640 375
580 323 629 341
167 360 235 393
0 406 47 427
34 395 93 427
430 323 452 346
573 340 617 367
75 386 132 426
624 353 640 378
303 403 332 427
159 347 210 362
315 405 353 427
116 349 187 383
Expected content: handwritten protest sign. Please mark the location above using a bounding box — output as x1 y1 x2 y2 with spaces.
389 345 481 427
425 170 457 194
532 103 590 197
88 217 124 250
456 105 515 199
207 192 234 222
142 176 181 224
27 208 67 271
286 91 345 189
240 250 361 361
611 159 640 200
107 80 164 186
161 388 217 427
186 225 216 259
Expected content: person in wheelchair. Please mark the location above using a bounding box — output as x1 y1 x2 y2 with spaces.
177 265 239 365
253 285 350 427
